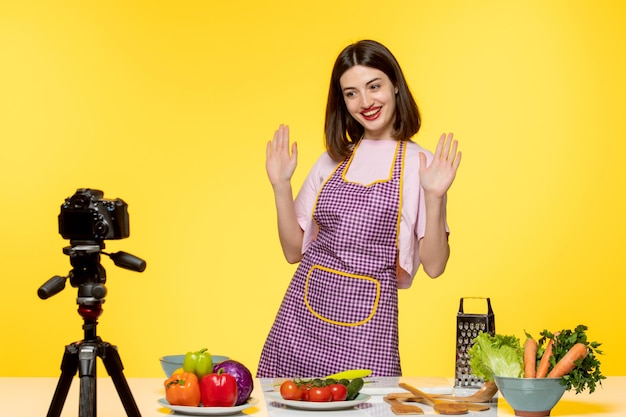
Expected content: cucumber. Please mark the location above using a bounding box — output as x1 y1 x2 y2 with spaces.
346 377 364 401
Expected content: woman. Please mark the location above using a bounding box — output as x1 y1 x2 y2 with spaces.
257 40 461 378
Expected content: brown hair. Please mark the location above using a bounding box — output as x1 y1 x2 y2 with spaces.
324 40 421 161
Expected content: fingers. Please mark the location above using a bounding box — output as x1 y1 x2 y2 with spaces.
453 151 462 170
437 132 461 168
291 141 298 161
418 151 426 167
435 133 447 157
438 132 453 159
268 124 291 155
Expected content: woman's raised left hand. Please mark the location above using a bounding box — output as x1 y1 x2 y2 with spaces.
418 133 461 198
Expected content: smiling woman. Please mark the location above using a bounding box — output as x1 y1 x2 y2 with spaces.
257 39 461 378
1 0 625 381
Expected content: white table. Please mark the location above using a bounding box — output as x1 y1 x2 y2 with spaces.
1 376 623 416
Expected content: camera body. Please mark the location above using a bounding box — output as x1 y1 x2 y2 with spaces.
58 188 130 241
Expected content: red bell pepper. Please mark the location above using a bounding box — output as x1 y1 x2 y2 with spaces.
164 372 201 407
200 369 238 407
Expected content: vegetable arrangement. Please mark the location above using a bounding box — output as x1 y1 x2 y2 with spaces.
164 348 254 407
279 377 365 402
468 324 605 394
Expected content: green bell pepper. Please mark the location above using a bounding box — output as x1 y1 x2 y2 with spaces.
183 348 213 379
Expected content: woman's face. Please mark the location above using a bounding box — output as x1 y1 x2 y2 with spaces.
339 65 398 140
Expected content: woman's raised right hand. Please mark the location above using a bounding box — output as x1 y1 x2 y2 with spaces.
266 124 298 187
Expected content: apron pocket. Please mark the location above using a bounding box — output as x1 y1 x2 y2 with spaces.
304 265 380 326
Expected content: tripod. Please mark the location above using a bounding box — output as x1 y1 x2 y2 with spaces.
46 304 141 417
39 243 146 417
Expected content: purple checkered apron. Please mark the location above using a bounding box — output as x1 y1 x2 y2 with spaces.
257 140 405 378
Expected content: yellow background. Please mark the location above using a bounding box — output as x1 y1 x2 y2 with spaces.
1 0 624 379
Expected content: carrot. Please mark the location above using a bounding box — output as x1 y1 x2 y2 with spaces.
536 334 557 378
548 343 588 378
524 337 538 378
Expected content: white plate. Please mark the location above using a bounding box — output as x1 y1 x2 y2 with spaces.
265 392 371 411
157 397 258 415
360 377 454 396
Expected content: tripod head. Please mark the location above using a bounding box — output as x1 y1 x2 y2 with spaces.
37 189 146 314
38 241 146 306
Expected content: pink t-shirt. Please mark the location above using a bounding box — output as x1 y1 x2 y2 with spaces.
294 139 448 289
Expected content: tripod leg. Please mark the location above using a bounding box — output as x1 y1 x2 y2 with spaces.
101 342 142 417
79 375 97 417
78 343 98 417
47 344 79 417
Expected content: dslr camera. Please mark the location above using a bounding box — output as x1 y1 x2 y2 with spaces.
38 188 145 301
58 188 130 242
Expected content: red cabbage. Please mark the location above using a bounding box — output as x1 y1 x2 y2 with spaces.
213 360 253 405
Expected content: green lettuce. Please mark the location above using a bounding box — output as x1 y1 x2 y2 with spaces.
468 332 524 380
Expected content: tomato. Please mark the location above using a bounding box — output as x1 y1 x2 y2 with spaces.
300 386 309 401
280 380 302 401
329 383 348 401
308 386 332 402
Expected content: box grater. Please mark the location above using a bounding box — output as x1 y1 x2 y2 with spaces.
454 297 495 388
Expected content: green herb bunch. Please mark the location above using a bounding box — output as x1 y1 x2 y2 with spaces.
538 324 605 393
